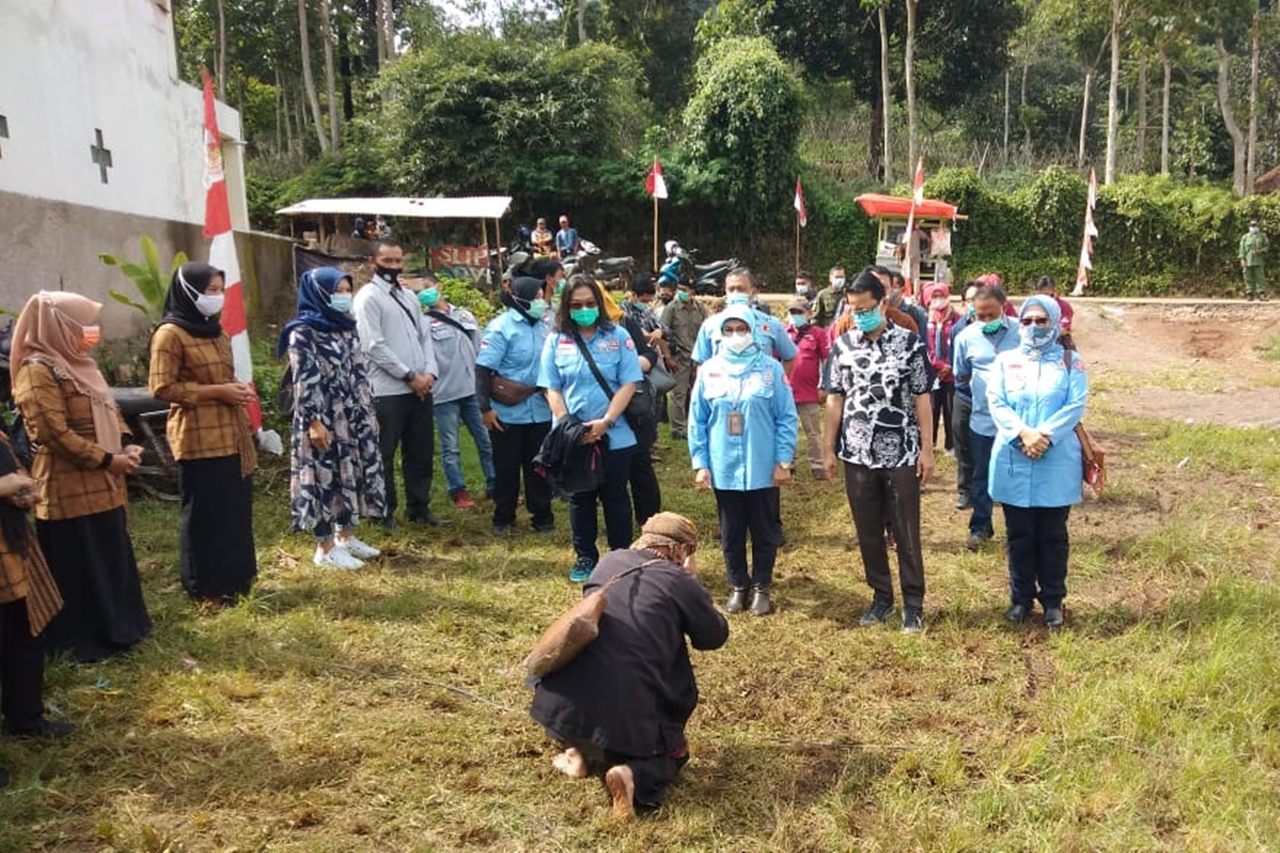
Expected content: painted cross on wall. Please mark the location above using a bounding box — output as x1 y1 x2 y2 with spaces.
90 128 112 183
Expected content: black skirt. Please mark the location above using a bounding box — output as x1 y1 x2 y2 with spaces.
179 456 256 601
37 507 152 663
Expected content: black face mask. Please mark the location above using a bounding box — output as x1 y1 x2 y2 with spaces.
375 265 401 284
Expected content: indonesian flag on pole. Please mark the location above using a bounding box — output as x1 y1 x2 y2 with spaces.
645 157 668 200
911 156 925 206
1074 168 1098 296
904 156 924 258
202 68 262 432
794 177 808 227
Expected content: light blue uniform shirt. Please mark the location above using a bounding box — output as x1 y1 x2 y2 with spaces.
692 307 798 365
952 318 1019 437
988 349 1089 508
538 324 644 451
476 309 552 424
688 352 798 491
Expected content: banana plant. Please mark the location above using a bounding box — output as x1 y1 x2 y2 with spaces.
100 234 187 321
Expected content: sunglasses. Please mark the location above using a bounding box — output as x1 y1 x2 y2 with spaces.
1020 316 1051 326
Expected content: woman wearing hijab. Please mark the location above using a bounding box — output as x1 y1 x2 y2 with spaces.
688 305 798 616
149 263 257 605
923 283 961 455
0 431 75 775
538 275 643 584
987 294 1089 629
11 292 152 661
476 275 555 538
279 267 386 570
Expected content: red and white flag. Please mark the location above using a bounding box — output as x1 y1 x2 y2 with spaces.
1074 168 1098 296
911 156 925 206
202 69 262 432
645 157 668 200
794 177 807 227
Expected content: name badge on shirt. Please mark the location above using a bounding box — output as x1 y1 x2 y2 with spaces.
727 411 744 436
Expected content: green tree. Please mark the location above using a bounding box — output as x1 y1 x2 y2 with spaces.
678 37 802 228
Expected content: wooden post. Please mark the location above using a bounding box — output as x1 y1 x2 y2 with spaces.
652 196 659 273
795 215 800 278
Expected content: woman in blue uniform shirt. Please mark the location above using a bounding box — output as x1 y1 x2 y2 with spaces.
987 294 1088 629
688 305 798 616
539 275 644 583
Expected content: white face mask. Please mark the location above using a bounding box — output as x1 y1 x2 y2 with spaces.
195 293 225 317
723 331 755 353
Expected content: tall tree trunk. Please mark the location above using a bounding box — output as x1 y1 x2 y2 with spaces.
1214 36 1247 196
1246 17 1260 195
274 66 283 156
1137 52 1147 173
1021 59 1031 158
337 14 354 121
319 0 340 151
904 0 919 172
215 0 227 98
577 0 587 44
1160 48 1171 175
1077 69 1093 168
281 71 294 155
879 4 893 184
868 86 885 179
298 0 329 152
375 0 386 69
380 0 395 68
1002 67 1011 163
1104 0 1121 184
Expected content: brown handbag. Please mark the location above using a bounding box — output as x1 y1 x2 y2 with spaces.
490 374 540 406
1075 423 1105 496
524 560 660 678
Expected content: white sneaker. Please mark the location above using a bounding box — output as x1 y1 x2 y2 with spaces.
313 545 364 570
336 536 381 559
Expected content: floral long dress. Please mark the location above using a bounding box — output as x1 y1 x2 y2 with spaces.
287 324 386 532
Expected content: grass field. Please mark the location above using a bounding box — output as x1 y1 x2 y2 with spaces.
2 397 1279 851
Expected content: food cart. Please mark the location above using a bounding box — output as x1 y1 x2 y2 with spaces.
855 193 963 295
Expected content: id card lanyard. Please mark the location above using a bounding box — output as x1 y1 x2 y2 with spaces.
726 371 749 436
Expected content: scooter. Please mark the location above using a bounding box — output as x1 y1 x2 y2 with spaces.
656 240 738 296
562 239 633 287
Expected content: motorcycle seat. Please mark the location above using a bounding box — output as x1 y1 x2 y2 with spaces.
114 387 168 417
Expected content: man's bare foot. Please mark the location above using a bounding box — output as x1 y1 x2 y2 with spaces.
551 747 587 779
604 764 636 821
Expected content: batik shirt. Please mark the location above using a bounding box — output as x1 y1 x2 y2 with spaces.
823 322 931 469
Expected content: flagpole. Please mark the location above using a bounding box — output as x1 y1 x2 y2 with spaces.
652 196 659 273
795 214 800 278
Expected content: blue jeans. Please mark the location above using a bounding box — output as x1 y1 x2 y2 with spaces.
968 430 996 538
434 395 496 497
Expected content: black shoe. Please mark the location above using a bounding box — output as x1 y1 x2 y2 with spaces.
750 584 772 616
964 533 986 552
1262 294 1271 303
726 587 749 614
859 601 894 626
410 512 452 527
492 524 511 538
5 718 76 739
380 516 396 532
955 494 972 510
1004 603 1029 625
1044 607 1065 629
532 523 555 534
901 605 925 634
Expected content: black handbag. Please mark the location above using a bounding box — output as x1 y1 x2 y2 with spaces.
571 330 652 427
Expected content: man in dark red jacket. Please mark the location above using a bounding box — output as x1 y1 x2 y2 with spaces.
530 512 729 819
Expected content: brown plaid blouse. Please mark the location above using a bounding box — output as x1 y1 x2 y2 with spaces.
14 360 132 521
149 325 256 477
0 434 64 635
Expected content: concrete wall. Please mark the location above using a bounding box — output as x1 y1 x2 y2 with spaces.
0 0 247 229
0 189 295 338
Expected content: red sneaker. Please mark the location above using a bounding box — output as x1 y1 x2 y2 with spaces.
452 490 477 509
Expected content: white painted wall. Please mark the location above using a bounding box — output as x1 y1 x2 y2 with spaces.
0 0 248 229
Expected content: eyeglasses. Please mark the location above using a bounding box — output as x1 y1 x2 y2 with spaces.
569 301 598 310
851 305 880 317
1020 317 1051 326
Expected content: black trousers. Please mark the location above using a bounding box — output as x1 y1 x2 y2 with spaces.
844 463 926 608
0 600 44 732
551 728 689 810
375 392 435 520
628 447 661 527
715 487 782 588
953 394 974 498
490 420 553 529
569 447 635 563
930 383 954 451
1003 505 1071 609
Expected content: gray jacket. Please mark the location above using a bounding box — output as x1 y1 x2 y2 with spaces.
425 304 480 405
352 275 439 398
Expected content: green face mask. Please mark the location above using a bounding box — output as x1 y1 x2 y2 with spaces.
570 307 600 327
676 290 691 303
554 279 567 297
981 318 1003 334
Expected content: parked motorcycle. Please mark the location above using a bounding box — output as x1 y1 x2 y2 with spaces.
562 239 634 288
655 240 738 296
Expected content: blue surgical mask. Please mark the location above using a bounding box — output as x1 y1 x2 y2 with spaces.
981 319 1003 334
329 293 353 314
1020 325 1055 348
854 309 884 334
725 292 750 306
788 312 807 325
418 287 441 308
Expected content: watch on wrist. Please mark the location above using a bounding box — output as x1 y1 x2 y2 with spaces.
403 371 416 383
604 417 616 429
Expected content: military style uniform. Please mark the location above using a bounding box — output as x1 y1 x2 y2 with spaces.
1239 228 1269 300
